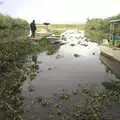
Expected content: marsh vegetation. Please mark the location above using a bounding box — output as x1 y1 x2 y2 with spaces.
1 13 120 120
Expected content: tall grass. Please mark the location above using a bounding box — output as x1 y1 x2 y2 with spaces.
37 24 85 35
0 13 29 41
50 24 85 30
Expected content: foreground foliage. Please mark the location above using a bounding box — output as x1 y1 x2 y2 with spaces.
0 35 59 120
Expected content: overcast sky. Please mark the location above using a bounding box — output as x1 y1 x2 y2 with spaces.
0 0 120 23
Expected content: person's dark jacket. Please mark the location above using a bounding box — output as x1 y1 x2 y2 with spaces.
30 22 36 31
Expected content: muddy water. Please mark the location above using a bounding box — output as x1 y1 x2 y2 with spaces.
22 30 120 120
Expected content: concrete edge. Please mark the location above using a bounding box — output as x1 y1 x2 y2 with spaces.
100 46 120 63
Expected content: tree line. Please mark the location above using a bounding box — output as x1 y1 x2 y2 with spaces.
85 14 120 43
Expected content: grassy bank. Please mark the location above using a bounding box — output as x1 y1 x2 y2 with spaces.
0 36 60 120
0 13 29 41
0 13 60 120
51 24 85 35
50 24 85 30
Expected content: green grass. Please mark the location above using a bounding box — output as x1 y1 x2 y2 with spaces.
50 24 85 30
37 24 86 35
0 13 29 41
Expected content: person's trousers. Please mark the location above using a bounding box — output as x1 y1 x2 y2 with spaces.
31 30 35 37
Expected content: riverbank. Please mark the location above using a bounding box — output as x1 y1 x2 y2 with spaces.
100 46 120 62
0 35 61 120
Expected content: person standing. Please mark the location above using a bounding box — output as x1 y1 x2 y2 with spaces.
30 20 36 37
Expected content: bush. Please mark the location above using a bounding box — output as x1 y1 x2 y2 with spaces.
85 14 120 44
0 13 29 41
85 19 109 43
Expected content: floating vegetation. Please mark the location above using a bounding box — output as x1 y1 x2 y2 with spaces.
56 54 64 59
28 85 35 92
77 41 81 44
74 54 80 58
72 89 79 95
36 96 43 103
37 61 43 64
80 43 88 47
48 67 52 71
41 99 48 107
59 43 66 46
47 51 54 55
70 44 75 46
47 84 120 120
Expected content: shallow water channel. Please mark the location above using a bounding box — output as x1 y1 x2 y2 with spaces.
20 30 120 120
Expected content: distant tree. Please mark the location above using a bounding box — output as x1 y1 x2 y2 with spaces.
43 22 50 25
85 13 120 43
107 13 120 20
85 18 109 32
85 18 109 42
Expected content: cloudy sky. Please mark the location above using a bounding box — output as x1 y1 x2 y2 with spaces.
0 0 120 23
